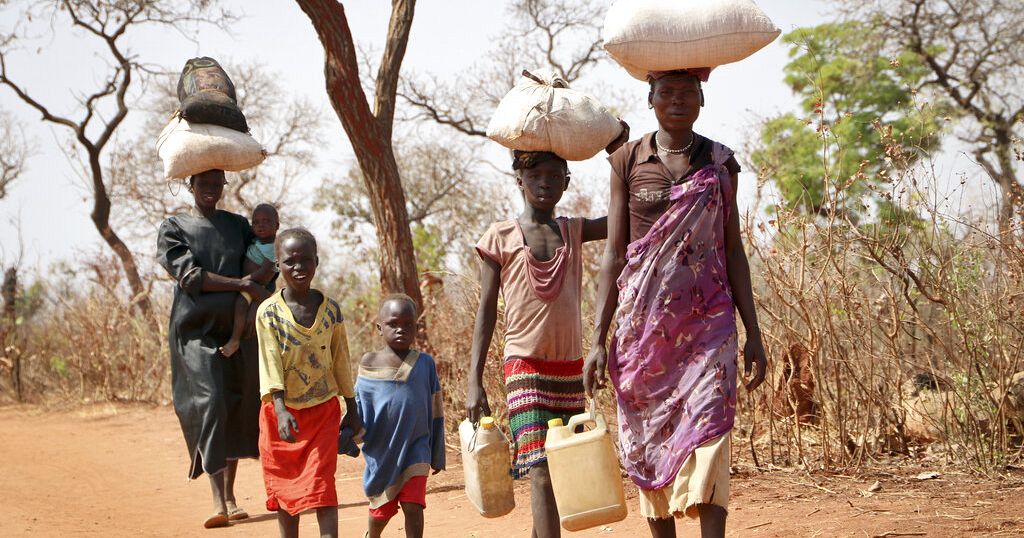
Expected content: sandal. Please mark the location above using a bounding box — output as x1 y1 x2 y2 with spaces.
226 502 249 521
203 512 229 529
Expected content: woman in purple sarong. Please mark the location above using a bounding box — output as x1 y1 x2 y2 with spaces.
584 69 767 538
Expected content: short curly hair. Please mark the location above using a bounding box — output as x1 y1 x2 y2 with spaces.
252 203 279 220
379 292 418 318
274 227 317 255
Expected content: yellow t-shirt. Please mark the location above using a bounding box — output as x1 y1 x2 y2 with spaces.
256 290 355 408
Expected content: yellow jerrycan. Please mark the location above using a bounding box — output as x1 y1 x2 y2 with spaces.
459 417 515 518
545 401 628 531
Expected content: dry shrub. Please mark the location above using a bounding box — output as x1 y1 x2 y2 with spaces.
7 284 169 404
423 273 511 427
738 123 1024 471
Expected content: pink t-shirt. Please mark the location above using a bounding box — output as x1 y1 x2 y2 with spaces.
475 217 583 361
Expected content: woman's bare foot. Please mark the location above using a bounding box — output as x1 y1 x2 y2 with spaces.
219 339 240 358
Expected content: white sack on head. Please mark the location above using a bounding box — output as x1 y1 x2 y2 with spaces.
157 117 266 180
486 69 623 161
603 0 781 80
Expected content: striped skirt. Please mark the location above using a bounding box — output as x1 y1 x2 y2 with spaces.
503 357 586 478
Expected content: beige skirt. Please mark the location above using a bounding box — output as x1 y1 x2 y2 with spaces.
637 434 731 519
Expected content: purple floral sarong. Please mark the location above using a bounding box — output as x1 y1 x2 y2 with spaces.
609 142 738 490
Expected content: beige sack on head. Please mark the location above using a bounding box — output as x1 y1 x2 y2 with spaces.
486 69 623 161
157 117 266 180
603 0 781 81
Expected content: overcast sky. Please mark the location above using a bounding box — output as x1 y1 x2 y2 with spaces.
7 0 978 275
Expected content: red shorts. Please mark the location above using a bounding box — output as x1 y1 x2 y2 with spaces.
368 475 428 521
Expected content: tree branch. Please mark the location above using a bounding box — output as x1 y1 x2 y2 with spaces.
0 112 29 200
373 0 416 140
296 0 381 145
0 51 80 133
400 78 488 137
398 0 604 138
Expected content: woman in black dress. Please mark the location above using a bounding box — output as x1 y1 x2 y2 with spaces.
157 169 270 529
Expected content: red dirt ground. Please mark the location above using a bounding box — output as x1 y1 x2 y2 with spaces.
1 404 1022 537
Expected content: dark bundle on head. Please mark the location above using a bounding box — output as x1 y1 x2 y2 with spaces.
380 292 418 318
511 150 569 177
275 227 317 254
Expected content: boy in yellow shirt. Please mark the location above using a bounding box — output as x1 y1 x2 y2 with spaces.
255 227 363 538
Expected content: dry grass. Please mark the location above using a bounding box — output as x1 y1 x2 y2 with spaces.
737 122 1024 472
1 285 169 404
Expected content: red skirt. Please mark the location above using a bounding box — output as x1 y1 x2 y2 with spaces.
259 398 340 515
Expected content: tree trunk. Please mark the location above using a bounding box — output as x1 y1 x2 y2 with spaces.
296 0 423 310
87 152 151 315
977 128 1024 236
2 267 20 402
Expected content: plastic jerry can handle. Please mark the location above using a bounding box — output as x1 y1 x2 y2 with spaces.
468 417 512 452
567 399 604 432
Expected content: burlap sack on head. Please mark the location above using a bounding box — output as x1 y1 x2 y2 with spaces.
486 69 623 162
603 0 781 81
157 117 266 180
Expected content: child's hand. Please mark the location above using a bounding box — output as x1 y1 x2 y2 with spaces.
276 409 298 442
466 383 491 423
340 402 365 444
242 278 271 303
605 119 630 154
252 259 275 283
583 346 608 398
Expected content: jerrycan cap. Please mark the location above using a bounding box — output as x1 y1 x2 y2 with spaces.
480 416 495 430
547 418 564 428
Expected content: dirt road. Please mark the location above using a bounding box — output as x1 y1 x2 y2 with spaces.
1 404 1021 537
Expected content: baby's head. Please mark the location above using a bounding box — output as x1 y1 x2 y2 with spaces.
512 150 570 211
252 203 279 242
377 294 418 352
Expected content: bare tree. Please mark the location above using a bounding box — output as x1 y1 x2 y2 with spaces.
108 62 323 241
295 0 423 310
846 0 1024 231
399 0 609 139
315 139 513 271
0 0 232 314
0 110 29 200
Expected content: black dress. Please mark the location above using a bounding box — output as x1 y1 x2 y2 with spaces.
156 210 261 479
